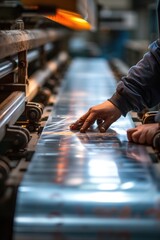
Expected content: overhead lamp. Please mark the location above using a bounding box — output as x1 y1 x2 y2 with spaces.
21 0 97 31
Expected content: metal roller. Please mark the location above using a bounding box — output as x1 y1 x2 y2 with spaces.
0 91 25 141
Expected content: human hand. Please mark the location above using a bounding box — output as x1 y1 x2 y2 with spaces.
127 123 159 145
70 100 122 133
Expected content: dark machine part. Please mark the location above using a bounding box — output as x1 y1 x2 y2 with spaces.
0 125 30 154
16 102 44 132
0 0 57 31
0 0 56 21
25 102 43 122
132 0 155 10
139 110 160 151
33 87 52 106
0 154 17 240
0 151 34 240
151 111 160 151
17 102 44 123
44 78 57 92
153 131 160 151
0 156 10 196
142 111 158 124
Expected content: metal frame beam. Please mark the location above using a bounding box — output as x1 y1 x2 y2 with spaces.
0 29 67 59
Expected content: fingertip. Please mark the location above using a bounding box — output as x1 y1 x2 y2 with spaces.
131 132 138 143
127 127 136 133
80 128 86 133
70 124 78 130
126 131 132 142
99 126 106 133
127 136 132 142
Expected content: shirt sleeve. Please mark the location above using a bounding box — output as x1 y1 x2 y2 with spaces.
109 39 160 116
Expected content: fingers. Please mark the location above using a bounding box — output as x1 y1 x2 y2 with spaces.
97 118 106 132
70 111 96 133
70 100 122 133
79 112 96 133
131 130 151 145
127 128 137 142
139 127 155 145
98 114 120 133
70 113 117 133
131 131 142 143
127 127 142 143
127 125 155 145
145 131 154 145
98 121 112 133
70 111 90 130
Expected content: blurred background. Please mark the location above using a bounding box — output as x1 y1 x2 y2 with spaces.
68 0 157 65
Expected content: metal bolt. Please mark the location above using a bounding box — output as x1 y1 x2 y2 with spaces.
15 19 24 30
19 61 26 68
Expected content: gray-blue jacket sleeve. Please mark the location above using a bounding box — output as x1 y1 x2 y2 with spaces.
109 39 160 116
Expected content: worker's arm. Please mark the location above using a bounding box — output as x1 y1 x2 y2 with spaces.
110 39 160 116
70 40 160 133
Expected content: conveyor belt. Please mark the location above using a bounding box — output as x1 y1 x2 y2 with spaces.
14 58 160 240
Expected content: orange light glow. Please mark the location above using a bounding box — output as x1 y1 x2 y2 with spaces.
46 9 91 30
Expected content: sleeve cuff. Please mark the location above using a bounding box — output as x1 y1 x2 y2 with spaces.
108 92 132 116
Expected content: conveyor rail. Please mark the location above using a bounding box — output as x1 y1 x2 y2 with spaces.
26 51 68 101
0 29 67 59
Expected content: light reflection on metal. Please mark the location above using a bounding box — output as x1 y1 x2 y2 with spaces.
88 159 119 177
121 182 135 190
0 92 25 141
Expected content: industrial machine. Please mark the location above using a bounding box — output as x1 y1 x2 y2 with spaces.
0 0 160 240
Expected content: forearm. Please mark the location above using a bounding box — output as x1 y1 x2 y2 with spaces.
109 40 160 116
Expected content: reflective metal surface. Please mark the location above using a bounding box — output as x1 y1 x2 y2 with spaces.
14 58 160 240
26 51 68 101
0 91 25 141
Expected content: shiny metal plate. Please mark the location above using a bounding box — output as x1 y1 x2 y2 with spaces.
14 58 160 240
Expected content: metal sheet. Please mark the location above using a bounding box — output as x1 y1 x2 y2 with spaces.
14 58 160 240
